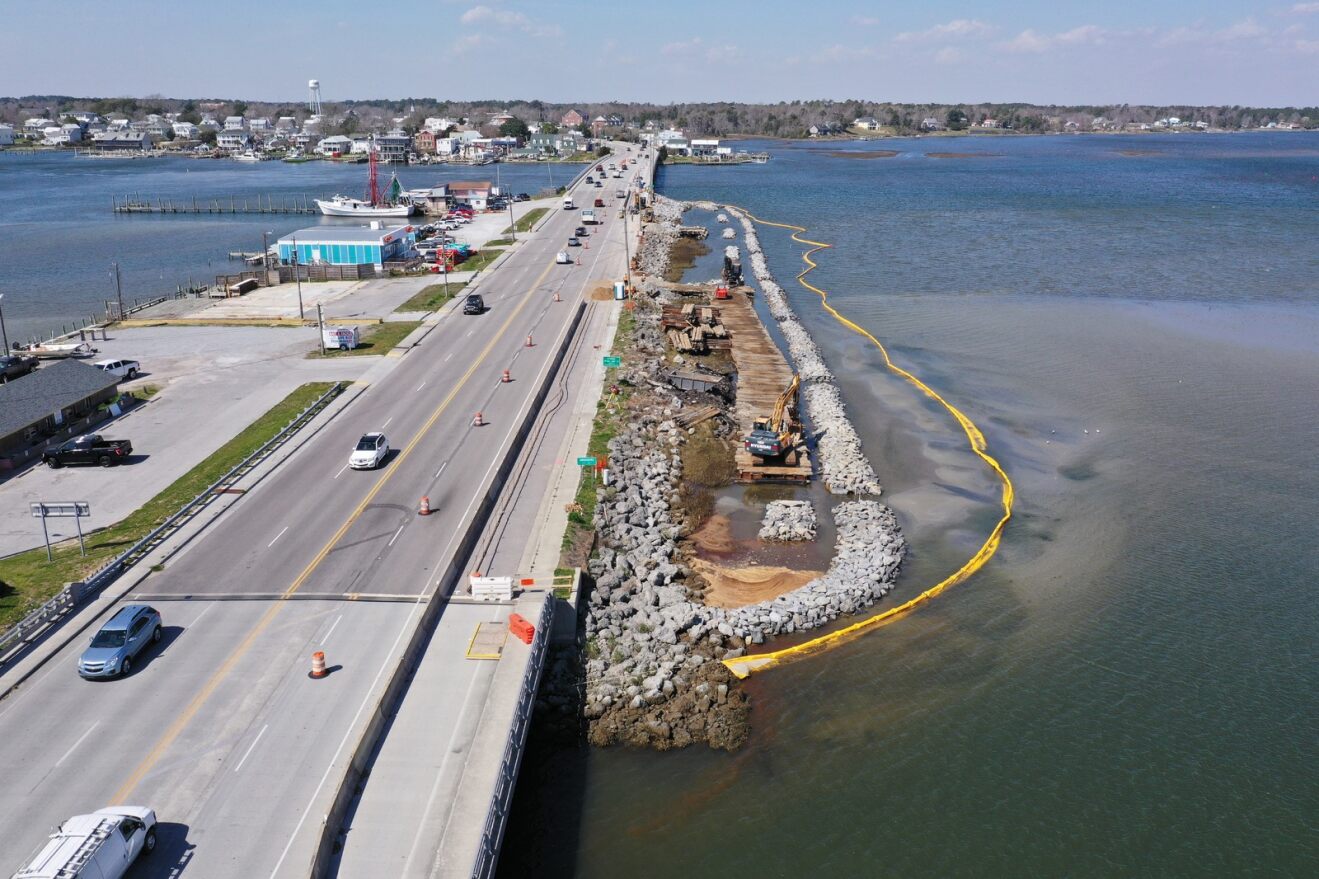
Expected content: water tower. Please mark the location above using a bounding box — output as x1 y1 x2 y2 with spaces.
308 79 323 116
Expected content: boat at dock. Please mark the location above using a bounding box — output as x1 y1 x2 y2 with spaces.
233 150 273 162
722 227 736 239
316 150 417 217
23 341 98 359
717 213 728 223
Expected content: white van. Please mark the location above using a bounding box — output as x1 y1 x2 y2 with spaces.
13 806 157 879
562 195 574 210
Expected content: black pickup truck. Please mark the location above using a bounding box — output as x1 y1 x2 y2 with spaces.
0 354 38 383
42 434 133 468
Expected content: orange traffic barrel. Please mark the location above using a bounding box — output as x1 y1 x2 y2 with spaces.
309 651 328 678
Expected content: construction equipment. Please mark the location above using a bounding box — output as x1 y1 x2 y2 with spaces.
744 374 802 462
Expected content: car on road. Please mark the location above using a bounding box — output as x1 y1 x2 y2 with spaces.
616 189 626 198
594 181 603 188
594 198 606 208
514 192 530 201
95 358 141 380
15 805 157 877
574 225 588 237
0 353 38 383
349 432 390 469
567 237 580 247
586 175 594 184
78 605 162 679
43 434 133 468
556 251 572 265
463 294 485 315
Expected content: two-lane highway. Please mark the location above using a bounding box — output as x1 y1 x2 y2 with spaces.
0 145 652 877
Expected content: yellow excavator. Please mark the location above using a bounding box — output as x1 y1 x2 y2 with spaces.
744 374 802 463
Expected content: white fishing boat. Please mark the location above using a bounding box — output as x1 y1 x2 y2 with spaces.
316 150 417 217
26 341 98 360
721 227 736 239
716 213 728 223
233 149 270 162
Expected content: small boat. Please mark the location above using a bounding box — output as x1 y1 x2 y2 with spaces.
26 341 98 360
716 213 728 223
721 227 736 239
233 149 270 162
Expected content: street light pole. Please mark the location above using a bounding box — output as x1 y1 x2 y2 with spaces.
292 236 305 320
508 199 516 242
112 262 124 321
0 292 9 352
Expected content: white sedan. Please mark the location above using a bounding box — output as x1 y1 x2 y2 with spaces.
349 432 390 469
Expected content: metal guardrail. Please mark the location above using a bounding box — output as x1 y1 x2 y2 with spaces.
471 595 553 879
0 382 346 665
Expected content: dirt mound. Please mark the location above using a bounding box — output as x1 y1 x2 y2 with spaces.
693 558 823 608
689 514 734 553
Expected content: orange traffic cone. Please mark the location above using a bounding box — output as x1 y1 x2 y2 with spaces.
553 291 561 302
419 496 432 516
501 369 511 383
309 651 328 678
525 334 534 347
473 411 485 426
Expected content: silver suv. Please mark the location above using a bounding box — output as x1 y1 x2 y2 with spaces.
78 605 162 679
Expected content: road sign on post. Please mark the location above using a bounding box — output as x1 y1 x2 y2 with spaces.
30 501 92 561
602 356 621 367
576 457 597 467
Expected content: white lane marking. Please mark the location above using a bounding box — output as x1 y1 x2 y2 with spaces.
268 599 426 878
387 524 405 548
434 460 448 479
56 721 100 767
382 416 393 428
321 614 343 646
402 652 490 873
187 604 215 629
233 723 269 773
333 463 349 480
416 380 427 391
465 329 474 337
443 352 454 362
267 526 290 548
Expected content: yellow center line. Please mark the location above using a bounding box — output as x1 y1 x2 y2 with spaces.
112 256 558 804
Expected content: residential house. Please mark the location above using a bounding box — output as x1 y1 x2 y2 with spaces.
919 117 942 131
144 121 171 139
560 108 585 128
978 118 1001 129
316 135 353 155
349 136 373 155
198 115 221 131
23 117 53 133
853 116 880 130
423 116 456 133
413 129 437 154
488 112 514 127
591 115 608 137
447 180 493 210
376 129 412 163
605 113 624 128
106 117 131 131
90 131 152 151
172 121 198 140
223 115 246 130
216 131 252 152
276 116 298 132
291 131 316 149
249 117 272 133
656 128 686 147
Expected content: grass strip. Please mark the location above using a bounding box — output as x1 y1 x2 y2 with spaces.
0 382 337 630
394 283 467 313
307 320 422 357
503 207 548 234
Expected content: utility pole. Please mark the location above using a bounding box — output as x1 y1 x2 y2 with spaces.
316 303 326 355
621 192 633 287
112 262 124 321
262 230 271 268
0 291 9 352
508 199 517 242
292 236 305 319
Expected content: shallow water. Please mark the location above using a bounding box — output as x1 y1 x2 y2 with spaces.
499 133 1319 877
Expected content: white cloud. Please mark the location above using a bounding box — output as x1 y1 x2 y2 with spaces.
1296 38 1319 52
1002 24 1107 53
661 36 742 62
819 44 877 62
851 15 880 27
895 19 996 43
934 47 963 64
1157 18 1268 47
459 5 560 37
1291 3 1319 13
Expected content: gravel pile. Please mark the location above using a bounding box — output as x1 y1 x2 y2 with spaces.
759 500 818 541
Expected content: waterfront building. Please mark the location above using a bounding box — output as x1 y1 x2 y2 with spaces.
920 116 943 131
0 361 121 462
316 135 352 155
172 121 198 139
249 117 272 132
447 181 493 210
656 128 686 147
91 131 151 151
0 125 14 146
423 116 456 133
198 115 220 131
276 116 298 132
853 116 881 130
413 130 436 154
216 131 251 152
223 115 245 130
277 224 416 269
23 117 53 133
291 132 316 149
376 129 412 163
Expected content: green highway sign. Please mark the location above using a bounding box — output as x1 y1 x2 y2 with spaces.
602 356 621 367
577 456 598 467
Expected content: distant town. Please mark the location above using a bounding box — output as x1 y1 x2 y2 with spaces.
1 92 1315 163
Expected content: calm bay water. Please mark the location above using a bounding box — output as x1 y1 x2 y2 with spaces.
0 152 572 342
500 134 1319 877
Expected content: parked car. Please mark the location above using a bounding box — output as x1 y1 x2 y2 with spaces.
78 605 162 678
14 806 157 877
349 432 389 469
567 237 580 247
514 193 530 201
95 358 140 380
0 353 38 383
43 434 133 468
463 294 485 315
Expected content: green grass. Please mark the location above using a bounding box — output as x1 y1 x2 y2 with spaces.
483 238 514 248
393 283 467 313
0 382 338 631
458 250 502 274
503 207 547 234
307 321 422 357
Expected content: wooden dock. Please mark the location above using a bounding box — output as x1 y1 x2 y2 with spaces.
719 290 812 484
112 194 316 215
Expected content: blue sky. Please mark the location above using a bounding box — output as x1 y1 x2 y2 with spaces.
2 1 1316 104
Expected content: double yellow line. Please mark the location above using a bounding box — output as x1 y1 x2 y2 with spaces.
723 212 1015 678
114 258 557 802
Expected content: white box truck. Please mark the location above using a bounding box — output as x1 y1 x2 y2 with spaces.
562 195 574 210
580 209 597 225
13 806 157 879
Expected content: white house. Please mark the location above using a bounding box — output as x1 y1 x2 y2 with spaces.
223 115 246 130
248 117 272 132
316 135 352 155
853 116 880 130
349 136 373 155
216 131 251 152
198 115 221 131
23 117 53 132
172 121 198 139
689 138 722 157
276 116 298 132
424 116 456 133
656 128 686 146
